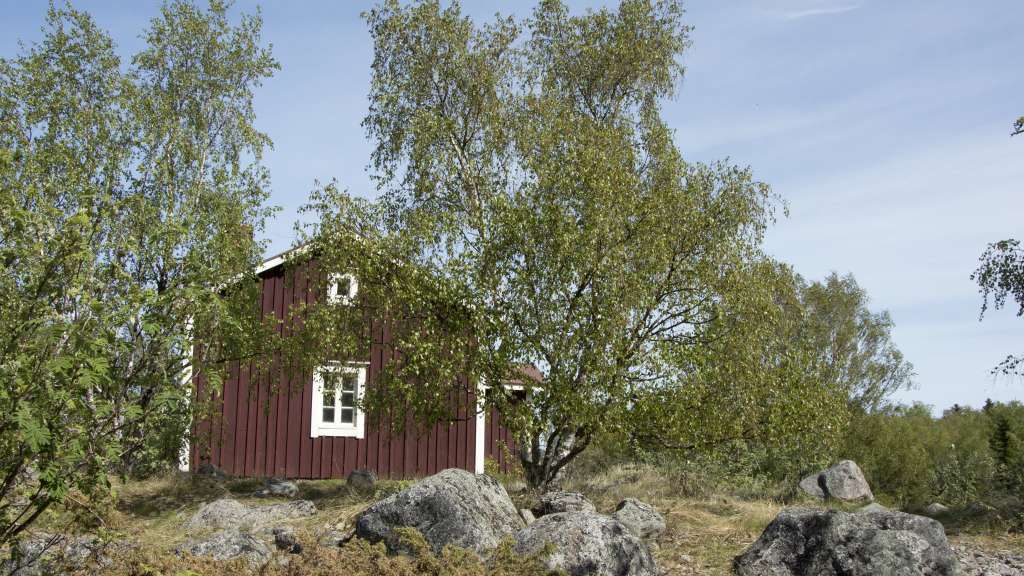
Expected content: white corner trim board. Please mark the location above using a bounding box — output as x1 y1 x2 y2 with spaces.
475 380 487 474
179 315 194 472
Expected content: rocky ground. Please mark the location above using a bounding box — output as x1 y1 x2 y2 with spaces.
3 464 1022 575
954 543 1024 576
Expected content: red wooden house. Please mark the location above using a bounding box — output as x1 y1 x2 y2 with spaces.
186 248 523 479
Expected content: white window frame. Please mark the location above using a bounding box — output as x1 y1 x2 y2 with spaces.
311 363 367 438
327 273 358 305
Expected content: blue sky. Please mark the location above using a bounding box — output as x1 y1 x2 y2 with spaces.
2 0 1022 412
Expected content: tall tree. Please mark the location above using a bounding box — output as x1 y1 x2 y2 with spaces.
797 272 914 413
0 1 276 544
297 0 845 489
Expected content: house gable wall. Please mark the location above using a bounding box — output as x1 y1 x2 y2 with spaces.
190 258 517 479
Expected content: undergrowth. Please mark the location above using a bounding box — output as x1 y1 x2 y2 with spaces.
99 529 554 576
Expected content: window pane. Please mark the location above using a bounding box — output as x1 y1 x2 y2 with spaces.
341 391 355 408
323 372 337 394
341 408 354 424
342 374 356 392
322 371 338 423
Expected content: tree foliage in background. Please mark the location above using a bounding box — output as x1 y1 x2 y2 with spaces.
842 401 1023 511
628 266 912 478
296 0 847 489
627 261 849 472
0 1 276 545
796 272 914 413
972 239 1024 376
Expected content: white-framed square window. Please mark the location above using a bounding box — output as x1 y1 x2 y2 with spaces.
311 363 366 438
327 273 358 304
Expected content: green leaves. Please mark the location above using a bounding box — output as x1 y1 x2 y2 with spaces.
798 272 915 413
298 0 809 489
14 404 50 452
971 239 1024 376
0 1 276 542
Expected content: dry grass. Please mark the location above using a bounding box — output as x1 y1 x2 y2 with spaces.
14 465 1024 575
101 530 552 576
100 473 403 556
559 463 783 575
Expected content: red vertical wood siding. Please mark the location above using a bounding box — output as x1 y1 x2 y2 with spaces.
191 258 510 479
485 404 519 474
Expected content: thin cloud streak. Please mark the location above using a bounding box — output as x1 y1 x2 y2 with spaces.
780 2 861 20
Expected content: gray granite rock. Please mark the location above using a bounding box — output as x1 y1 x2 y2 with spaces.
734 507 958 576
535 491 596 516
519 508 536 525
858 502 889 513
953 543 1024 576
185 498 316 532
612 498 665 541
1 533 121 576
514 511 657 576
355 468 523 555
799 460 874 502
272 526 302 554
257 477 299 498
178 529 270 566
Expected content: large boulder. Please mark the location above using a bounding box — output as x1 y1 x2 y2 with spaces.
178 529 270 566
355 468 523 555
612 498 665 541
185 498 316 531
734 507 959 576
514 511 657 576
799 460 874 502
535 491 596 517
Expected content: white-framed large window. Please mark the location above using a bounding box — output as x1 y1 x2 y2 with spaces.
311 363 366 438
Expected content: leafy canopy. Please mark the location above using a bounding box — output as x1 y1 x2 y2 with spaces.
0 1 275 543
797 272 914 413
297 0 848 488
